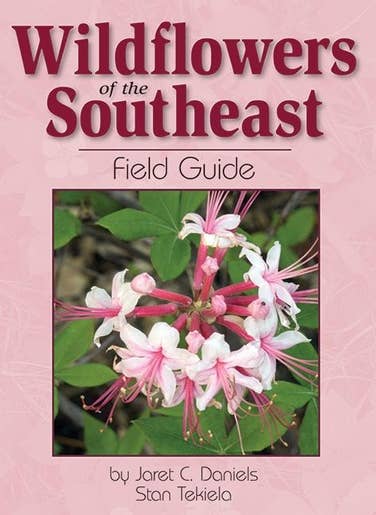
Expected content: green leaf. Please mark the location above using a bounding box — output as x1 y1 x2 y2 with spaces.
139 191 180 228
97 208 172 240
58 191 122 217
154 405 184 418
54 320 94 371
134 416 216 455
299 399 318 455
286 342 318 387
249 231 269 249
54 208 81 249
54 387 59 418
83 412 118 455
225 403 294 453
56 363 117 387
298 304 318 329
276 207 316 246
151 234 191 281
117 424 146 455
266 381 315 409
89 192 122 217
279 246 298 269
228 259 250 284
179 191 207 218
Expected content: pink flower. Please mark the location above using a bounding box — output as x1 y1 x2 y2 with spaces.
179 191 260 250
187 332 263 414
113 322 198 406
244 309 317 387
55 269 145 347
166 372 209 443
240 241 318 328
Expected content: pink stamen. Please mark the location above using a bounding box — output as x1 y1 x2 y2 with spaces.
54 299 120 322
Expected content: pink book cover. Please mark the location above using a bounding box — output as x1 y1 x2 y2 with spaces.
2 1 375 514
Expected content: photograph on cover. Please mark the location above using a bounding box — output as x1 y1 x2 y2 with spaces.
53 189 319 456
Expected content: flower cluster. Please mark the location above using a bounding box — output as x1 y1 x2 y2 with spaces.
55 191 318 453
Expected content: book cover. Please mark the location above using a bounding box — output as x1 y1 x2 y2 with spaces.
2 1 374 513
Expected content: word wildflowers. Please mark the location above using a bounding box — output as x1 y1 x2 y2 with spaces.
55 190 318 454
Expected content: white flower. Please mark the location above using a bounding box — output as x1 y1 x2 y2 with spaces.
244 309 310 389
187 332 263 414
240 241 300 328
85 269 143 347
115 322 199 405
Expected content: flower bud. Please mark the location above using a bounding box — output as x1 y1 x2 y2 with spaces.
248 299 270 319
201 256 219 276
186 330 205 354
131 273 156 294
210 295 227 316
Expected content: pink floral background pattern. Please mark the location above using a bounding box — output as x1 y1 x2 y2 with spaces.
1 0 376 513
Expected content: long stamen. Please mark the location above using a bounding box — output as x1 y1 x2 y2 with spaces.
54 299 120 322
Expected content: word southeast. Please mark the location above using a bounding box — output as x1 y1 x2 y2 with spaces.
113 155 255 181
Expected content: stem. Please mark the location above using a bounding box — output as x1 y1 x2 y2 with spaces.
193 242 208 290
216 316 251 341
172 313 188 331
150 288 192 306
200 321 214 338
224 295 257 306
132 304 178 317
214 281 256 296
225 304 251 317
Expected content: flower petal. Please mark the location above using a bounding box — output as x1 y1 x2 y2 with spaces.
85 287 112 309
179 222 204 240
196 374 221 411
213 214 240 232
186 359 214 382
201 333 230 362
93 318 115 347
244 317 261 340
157 365 177 406
224 343 261 368
120 356 151 377
148 322 180 351
271 330 310 350
111 269 127 300
164 348 199 369
231 369 263 393
182 213 205 226
245 309 278 341
240 248 267 271
257 351 276 390
117 283 142 314
227 384 245 415
120 323 150 355
266 241 281 273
